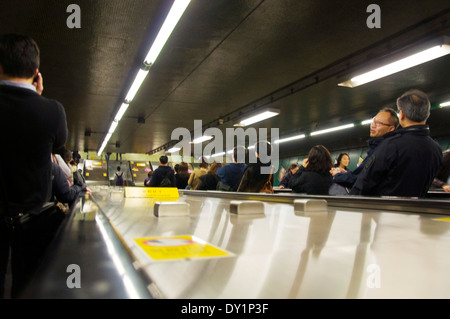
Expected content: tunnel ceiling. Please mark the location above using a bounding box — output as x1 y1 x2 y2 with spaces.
1 0 450 158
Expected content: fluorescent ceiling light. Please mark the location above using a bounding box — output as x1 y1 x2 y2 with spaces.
125 69 149 103
274 134 306 144
97 0 191 156
104 132 112 142
440 101 450 108
97 144 106 157
211 152 225 158
361 119 372 125
236 109 280 127
192 135 213 144
97 133 112 156
114 103 130 122
339 40 450 88
108 120 119 134
310 123 354 136
168 147 181 153
144 0 191 65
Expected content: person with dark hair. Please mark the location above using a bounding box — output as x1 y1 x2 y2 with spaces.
329 107 399 194
144 171 153 187
175 162 190 189
279 163 299 189
187 156 209 190
216 146 247 191
114 166 124 186
0 34 69 298
72 151 81 165
197 161 223 190
350 89 442 197
288 145 333 195
335 153 350 172
149 155 176 187
51 162 86 207
61 147 76 185
237 141 274 193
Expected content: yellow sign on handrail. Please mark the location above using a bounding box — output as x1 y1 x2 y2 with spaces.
124 187 179 199
134 235 233 261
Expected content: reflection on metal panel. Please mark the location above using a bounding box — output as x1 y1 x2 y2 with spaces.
91 187 450 299
24 187 450 299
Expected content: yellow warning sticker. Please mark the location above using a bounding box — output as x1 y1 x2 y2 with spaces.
134 235 233 261
125 187 179 199
433 217 450 222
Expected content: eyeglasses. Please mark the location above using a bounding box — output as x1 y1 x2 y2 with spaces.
372 117 391 127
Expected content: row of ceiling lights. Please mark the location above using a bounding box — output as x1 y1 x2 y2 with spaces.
169 36 450 152
97 3 450 156
168 100 450 157
97 0 191 156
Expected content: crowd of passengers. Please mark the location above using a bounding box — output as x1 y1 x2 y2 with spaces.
146 91 449 198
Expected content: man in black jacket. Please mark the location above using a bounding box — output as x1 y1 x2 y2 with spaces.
350 89 442 197
149 155 176 187
330 107 399 191
0 34 68 298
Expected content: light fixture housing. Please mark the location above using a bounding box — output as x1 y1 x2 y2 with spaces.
108 120 119 134
144 0 191 65
168 147 181 153
191 135 213 144
124 69 149 103
274 134 306 144
440 101 450 108
310 123 354 136
97 0 191 156
339 36 450 88
234 107 280 127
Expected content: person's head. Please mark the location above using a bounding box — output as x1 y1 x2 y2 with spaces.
0 33 40 80
159 155 169 165
335 153 350 169
288 163 299 174
63 149 73 163
305 145 333 175
396 89 430 127
72 151 81 164
148 171 153 177
116 166 121 171
178 162 189 173
207 161 222 174
198 156 208 169
232 145 247 164
174 163 180 173
370 107 399 138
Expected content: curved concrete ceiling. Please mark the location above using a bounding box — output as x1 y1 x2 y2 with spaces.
1 0 449 158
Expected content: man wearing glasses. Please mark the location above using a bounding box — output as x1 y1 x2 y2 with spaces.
350 89 442 197
330 107 398 194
